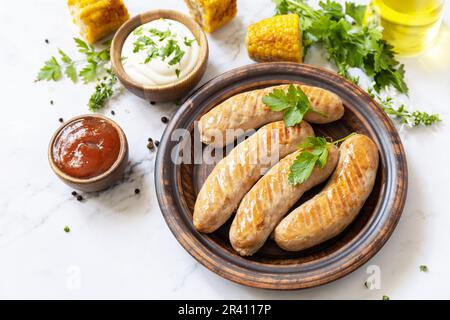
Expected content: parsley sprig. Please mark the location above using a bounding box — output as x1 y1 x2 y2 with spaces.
273 0 441 126
75 38 110 83
88 69 118 112
262 84 316 127
37 38 119 111
58 49 77 82
288 133 355 185
38 56 62 81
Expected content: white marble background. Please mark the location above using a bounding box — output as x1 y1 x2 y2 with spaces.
0 0 449 299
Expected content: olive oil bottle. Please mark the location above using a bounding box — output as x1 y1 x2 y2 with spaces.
372 0 445 55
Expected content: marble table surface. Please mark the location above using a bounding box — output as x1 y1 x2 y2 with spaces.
1 0 449 299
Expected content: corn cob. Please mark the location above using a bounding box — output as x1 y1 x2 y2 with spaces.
246 14 302 63
68 0 129 43
184 0 237 33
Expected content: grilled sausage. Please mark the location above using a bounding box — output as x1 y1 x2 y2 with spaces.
198 84 344 147
194 120 314 233
274 134 379 251
229 145 340 256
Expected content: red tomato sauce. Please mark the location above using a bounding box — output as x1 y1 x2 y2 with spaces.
52 117 121 179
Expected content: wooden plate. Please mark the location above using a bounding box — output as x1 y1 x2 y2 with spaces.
155 62 408 290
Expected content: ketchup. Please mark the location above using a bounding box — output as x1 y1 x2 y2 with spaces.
52 117 121 179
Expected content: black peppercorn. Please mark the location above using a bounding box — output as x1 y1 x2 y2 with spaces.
147 140 155 151
111 110 115 115
150 101 156 105
161 116 169 123
45 39 49 44
71 191 77 197
76 195 83 201
134 188 140 194
58 118 64 123
154 140 160 147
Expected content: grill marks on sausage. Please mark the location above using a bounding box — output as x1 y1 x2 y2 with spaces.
274 135 379 251
230 146 340 256
199 84 343 146
194 121 313 233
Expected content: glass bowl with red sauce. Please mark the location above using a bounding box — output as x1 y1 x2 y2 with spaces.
49 115 128 192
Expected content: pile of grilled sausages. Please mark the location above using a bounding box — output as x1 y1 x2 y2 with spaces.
194 84 379 256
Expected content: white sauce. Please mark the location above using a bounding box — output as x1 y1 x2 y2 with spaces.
121 19 199 86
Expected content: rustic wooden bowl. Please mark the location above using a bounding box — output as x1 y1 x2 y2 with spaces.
155 62 408 290
110 10 209 103
48 114 129 193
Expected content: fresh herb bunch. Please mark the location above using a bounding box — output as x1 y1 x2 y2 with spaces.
37 38 118 111
274 0 406 92
273 0 441 126
289 133 355 185
262 85 312 127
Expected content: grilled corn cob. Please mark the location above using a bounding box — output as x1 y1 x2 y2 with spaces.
246 14 302 63
184 0 237 33
68 0 129 43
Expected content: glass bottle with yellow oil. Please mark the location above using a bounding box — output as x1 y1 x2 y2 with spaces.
371 0 445 56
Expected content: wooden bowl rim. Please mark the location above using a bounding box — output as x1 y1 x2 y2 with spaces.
110 9 209 93
155 62 408 290
48 114 128 185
